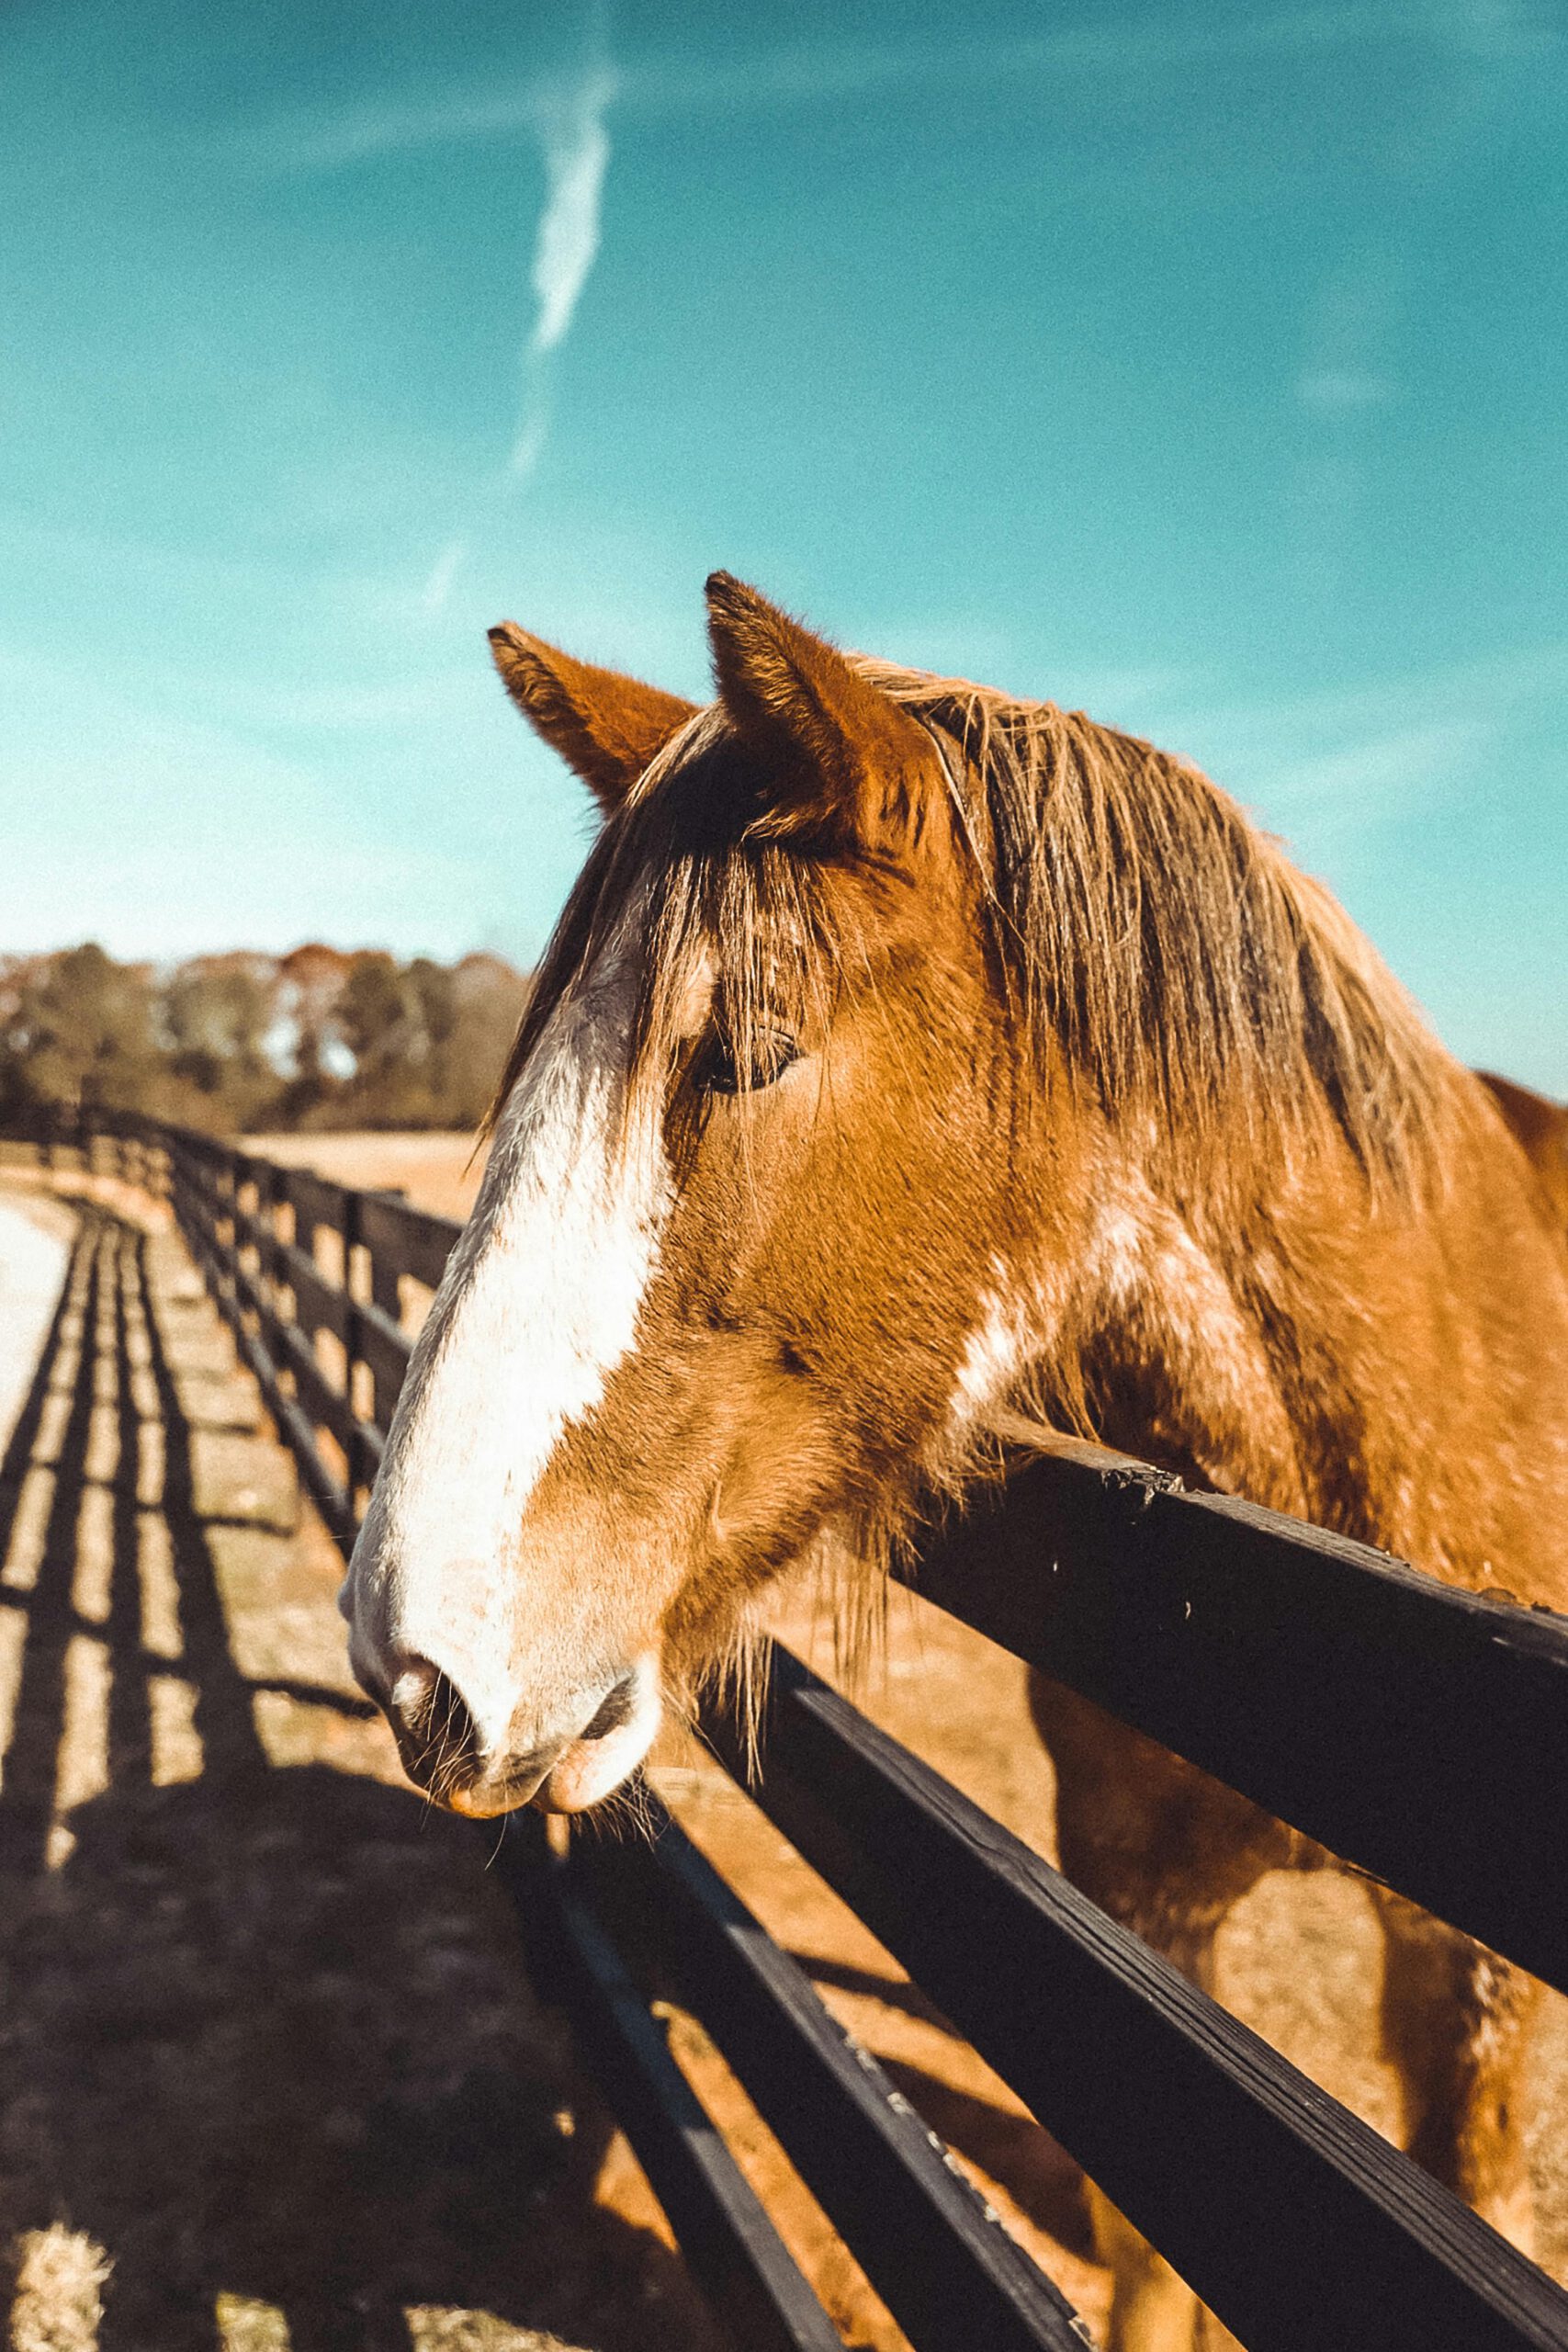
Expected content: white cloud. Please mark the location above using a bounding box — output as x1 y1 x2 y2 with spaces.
1252 718 1485 818
226 82 560 178
507 404 550 482
1198 640 1568 748
1158 640 1568 857
226 31 619 493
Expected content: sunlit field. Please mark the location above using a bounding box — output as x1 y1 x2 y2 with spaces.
245 1131 491 1226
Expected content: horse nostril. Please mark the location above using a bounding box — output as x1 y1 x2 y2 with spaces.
387 1660 480 1797
580 1671 637 1742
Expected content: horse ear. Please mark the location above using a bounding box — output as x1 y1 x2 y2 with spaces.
488 623 698 816
704 571 938 850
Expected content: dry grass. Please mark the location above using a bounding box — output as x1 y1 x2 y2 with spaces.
7 2228 110 2352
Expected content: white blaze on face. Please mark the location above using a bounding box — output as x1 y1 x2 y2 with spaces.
344 934 671 1756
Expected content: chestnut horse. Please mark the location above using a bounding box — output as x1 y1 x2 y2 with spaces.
343 575 1568 2350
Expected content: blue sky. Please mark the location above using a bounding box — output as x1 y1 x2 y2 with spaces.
2 0 1564 1088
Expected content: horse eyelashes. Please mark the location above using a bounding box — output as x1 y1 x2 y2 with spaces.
694 1024 799 1096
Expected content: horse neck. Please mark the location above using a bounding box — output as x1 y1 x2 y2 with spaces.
1006 1080 1568 1591
1046 1131 1324 1519
999 1062 1444 1529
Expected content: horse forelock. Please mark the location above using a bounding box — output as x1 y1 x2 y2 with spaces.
485 704 844 1143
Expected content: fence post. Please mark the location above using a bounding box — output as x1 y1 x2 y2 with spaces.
369 1229 401 1326
341 1190 372 1521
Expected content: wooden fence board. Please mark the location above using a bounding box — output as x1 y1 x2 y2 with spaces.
701 1645 1568 2352
898 1437 1568 1995
495 1823 847 2352
273 1238 352 1345
586 1794 1089 2352
349 1295 411 1408
277 1164 350 1241
355 1189 460 1291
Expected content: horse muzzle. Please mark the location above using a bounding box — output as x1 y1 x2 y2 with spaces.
375 1651 663 1816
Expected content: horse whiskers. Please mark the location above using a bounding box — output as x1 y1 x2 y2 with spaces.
571 1772 660 1849
400 1677 480 1806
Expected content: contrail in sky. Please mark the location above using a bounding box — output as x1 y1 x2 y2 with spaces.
531 71 615 355
510 50 616 479
423 25 616 612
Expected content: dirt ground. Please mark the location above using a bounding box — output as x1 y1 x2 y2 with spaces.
5 1139 1567 2351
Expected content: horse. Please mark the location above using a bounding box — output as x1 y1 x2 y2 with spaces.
341 573 1568 2350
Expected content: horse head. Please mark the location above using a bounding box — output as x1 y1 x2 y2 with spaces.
341 575 1027 1813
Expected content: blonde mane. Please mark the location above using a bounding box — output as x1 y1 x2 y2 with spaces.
493 663 1451 1203
862 658 1450 1197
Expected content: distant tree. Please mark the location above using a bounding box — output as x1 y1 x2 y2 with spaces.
327 951 522 1130
406 957 458 1105
335 951 415 1125
161 953 279 1130
0 955 50 1124
0 940 528 1136
272 943 352 1127
0 944 161 1118
443 954 529 1127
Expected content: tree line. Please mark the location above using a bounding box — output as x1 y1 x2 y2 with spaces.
0 943 531 1136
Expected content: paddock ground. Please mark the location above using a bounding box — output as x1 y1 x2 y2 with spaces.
2 1146 1566 2351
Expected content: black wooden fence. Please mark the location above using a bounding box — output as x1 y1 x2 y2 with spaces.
11 1106 1568 2352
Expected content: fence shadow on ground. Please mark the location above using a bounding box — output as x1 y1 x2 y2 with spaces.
0 1204 722 2352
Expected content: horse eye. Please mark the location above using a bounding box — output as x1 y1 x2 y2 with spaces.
695 1024 798 1095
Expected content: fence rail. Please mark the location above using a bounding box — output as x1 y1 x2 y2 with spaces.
8 1105 1568 2352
